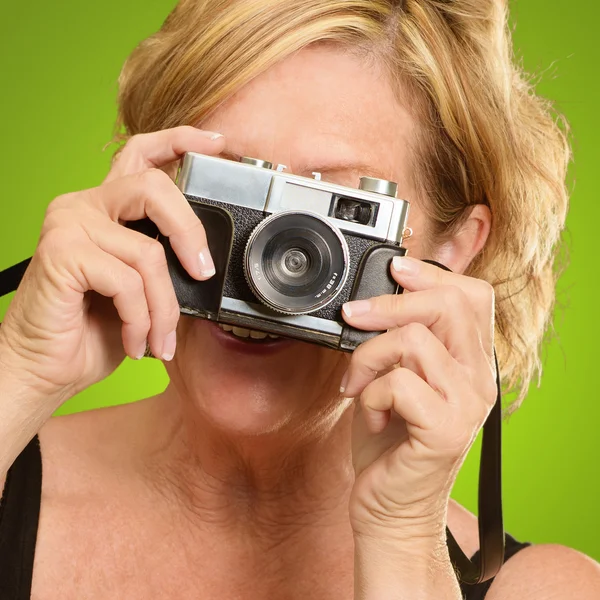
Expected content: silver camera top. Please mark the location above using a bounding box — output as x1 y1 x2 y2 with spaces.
178 152 411 244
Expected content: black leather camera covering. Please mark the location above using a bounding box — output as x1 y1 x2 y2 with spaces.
160 202 234 319
339 244 407 351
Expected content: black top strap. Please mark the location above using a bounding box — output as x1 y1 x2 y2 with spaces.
0 435 42 600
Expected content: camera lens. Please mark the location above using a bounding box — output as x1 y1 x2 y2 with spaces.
282 249 310 276
244 212 349 315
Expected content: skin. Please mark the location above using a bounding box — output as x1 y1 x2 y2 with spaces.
0 45 598 599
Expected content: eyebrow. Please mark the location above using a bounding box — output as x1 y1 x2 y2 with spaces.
218 150 388 180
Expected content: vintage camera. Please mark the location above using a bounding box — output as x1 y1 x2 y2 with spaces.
151 152 411 351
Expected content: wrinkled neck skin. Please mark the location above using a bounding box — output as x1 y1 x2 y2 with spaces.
141 372 356 549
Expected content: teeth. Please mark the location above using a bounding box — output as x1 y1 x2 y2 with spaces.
218 323 280 340
232 327 250 338
250 330 268 340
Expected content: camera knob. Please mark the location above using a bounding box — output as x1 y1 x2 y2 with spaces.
240 157 273 170
359 177 398 198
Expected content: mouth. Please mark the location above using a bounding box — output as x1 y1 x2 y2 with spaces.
207 321 295 355
217 323 281 342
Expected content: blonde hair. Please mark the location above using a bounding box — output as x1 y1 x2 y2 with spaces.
115 0 570 411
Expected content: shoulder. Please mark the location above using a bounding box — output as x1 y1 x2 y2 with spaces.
40 401 134 461
37 397 157 496
487 543 600 599
448 501 600 598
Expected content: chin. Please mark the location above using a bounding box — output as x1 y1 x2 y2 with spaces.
170 317 349 436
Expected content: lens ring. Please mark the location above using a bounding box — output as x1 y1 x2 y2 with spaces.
244 211 349 315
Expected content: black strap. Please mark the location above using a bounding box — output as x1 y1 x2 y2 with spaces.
446 355 504 583
422 260 505 585
0 258 31 299
0 436 43 600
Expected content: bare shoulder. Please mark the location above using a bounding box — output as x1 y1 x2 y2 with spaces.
0 405 121 502
487 543 600 599
40 400 138 457
447 501 600 598
0 406 117 503
38 397 158 496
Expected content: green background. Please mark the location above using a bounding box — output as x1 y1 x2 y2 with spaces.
1 0 598 561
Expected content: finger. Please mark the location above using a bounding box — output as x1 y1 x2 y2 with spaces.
341 323 459 400
360 367 449 437
342 286 483 365
71 243 151 360
391 256 495 348
104 126 225 183
81 220 180 360
91 169 215 281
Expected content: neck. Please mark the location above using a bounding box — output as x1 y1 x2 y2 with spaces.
139 384 356 543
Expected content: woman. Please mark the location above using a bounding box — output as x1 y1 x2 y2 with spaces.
0 0 598 598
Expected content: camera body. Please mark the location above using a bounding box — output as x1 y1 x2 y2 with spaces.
157 152 410 351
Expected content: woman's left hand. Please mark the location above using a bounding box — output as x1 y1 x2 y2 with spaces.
341 256 497 543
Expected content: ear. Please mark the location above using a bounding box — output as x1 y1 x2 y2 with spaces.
432 205 491 274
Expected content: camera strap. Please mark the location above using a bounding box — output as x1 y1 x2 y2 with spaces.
0 256 505 584
421 259 505 585
0 258 31 299
446 352 504 584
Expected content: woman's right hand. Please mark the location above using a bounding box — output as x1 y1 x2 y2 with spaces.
0 126 225 403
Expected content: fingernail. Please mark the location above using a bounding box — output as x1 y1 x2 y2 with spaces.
199 250 216 278
162 331 177 361
135 340 147 361
392 256 419 275
343 299 371 318
210 133 224 141
339 371 349 395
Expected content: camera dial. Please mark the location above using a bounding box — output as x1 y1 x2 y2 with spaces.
240 156 273 169
244 211 350 315
359 177 398 198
